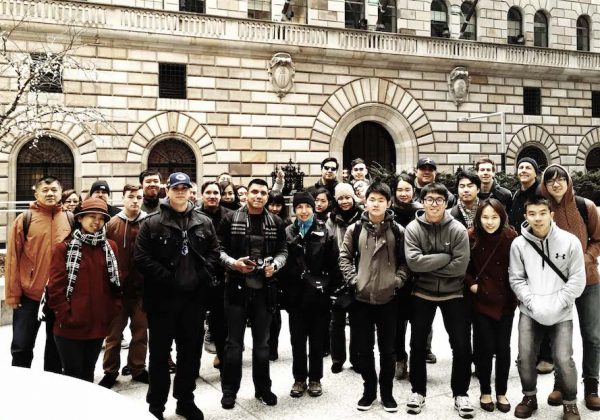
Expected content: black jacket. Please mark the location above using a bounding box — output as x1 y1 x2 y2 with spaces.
280 218 340 310
478 180 512 210
509 180 540 231
134 201 220 312
307 179 338 198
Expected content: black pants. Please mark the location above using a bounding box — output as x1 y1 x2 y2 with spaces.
11 295 61 373
222 288 272 396
54 336 103 382
409 296 471 397
269 308 282 357
207 285 227 365
330 306 359 367
146 295 206 411
353 299 398 399
473 312 514 395
288 306 328 382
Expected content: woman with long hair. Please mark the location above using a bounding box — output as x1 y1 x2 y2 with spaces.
313 188 333 222
267 191 292 226
465 198 517 413
47 197 121 382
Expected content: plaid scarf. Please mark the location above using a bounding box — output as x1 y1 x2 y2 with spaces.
458 199 479 229
65 228 120 302
231 206 278 255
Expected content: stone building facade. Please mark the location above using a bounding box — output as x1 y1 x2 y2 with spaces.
0 0 599 242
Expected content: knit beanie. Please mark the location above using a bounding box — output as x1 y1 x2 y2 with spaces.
334 183 354 199
517 157 539 173
293 191 315 210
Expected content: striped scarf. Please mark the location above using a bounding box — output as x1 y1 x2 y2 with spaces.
231 207 278 254
65 228 120 302
458 199 479 229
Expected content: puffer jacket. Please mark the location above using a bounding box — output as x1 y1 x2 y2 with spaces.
509 221 585 326
5 202 72 305
339 210 410 305
134 200 220 313
404 210 470 297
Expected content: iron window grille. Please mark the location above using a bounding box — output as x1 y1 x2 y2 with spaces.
159 63 187 99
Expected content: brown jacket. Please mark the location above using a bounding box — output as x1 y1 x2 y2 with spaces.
106 210 147 298
5 202 72 305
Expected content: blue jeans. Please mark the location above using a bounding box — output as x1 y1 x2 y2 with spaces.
575 283 600 380
11 295 61 373
517 313 578 402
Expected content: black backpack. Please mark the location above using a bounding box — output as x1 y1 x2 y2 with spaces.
22 209 75 240
574 196 589 226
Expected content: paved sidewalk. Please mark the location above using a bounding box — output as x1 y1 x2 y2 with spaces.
0 310 595 419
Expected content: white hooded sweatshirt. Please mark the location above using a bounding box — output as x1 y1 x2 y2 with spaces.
509 221 585 326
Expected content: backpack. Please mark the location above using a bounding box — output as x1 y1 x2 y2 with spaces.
351 220 403 268
22 209 75 240
574 196 588 226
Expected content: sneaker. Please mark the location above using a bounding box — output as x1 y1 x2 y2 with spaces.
406 392 425 414
121 366 131 376
221 394 236 410
290 381 307 398
454 396 475 418
395 359 408 380
357 395 375 411
331 362 343 374
98 372 118 389
514 395 538 419
307 381 322 397
132 370 150 384
175 401 204 420
255 390 277 406
536 360 554 374
121 337 130 349
425 351 437 364
562 403 580 420
382 397 398 412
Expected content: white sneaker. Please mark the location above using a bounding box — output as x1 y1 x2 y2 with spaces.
454 396 475 418
406 392 425 414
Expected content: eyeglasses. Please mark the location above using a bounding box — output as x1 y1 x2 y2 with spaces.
423 197 446 206
64 199 79 203
545 177 567 186
353 167 366 171
323 165 337 171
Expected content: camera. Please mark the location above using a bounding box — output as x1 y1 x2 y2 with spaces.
250 256 274 273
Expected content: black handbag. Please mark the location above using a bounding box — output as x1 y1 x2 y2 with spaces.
331 283 355 309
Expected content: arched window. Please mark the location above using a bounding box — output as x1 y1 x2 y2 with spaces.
460 7 476 40
16 137 74 206
376 0 397 33
517 145 548 171
586 147 600 172
534 11 548 47
431 0 449 38
507 7 523 44
147 139 197 183
577 15 590 52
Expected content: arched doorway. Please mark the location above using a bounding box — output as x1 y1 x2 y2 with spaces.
586 147 600 172
516 145 548 171
343 121 396 171
147 138 197 182
16 137 74 207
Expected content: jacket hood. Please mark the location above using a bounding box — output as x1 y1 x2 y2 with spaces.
117 209 147 223
31 201 63 214
415 209 455 227
520 220 558 243
359 208 395 225
539 163 574 204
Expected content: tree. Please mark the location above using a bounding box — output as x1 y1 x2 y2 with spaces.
0 15 111 151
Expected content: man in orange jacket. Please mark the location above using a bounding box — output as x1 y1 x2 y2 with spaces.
5 175 72 371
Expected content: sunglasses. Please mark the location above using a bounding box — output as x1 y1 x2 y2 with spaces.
323 166 337 171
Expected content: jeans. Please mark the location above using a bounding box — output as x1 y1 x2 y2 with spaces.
517 313 578 402
330 306 359 367
288 306 328 382
103 296 148 376
222 288 272 396
575 283 600 380
146 294 206 411
11 295 61 373
54 336 103 382
473 312 514 395
409 296 472 397
353 299 398 399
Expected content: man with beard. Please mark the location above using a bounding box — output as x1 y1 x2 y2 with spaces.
140 169 162 214
451 170 481 229
413 158 456 208
219 179 287 409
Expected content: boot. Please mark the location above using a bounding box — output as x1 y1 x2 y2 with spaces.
514 395 537 419
584 378 600 411
548 379 563 406
562 403 580 420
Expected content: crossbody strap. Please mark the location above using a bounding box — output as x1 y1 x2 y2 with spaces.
475 238 503 279
524 238 569 283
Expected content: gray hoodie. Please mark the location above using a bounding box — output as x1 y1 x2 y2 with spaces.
404 210 470 297
509 221 585 326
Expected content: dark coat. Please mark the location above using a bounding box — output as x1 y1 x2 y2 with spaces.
280 218 340 310
307 179 338 198
478 180 512 210
134 201 220 313
465 228 518 320
509 180 540 231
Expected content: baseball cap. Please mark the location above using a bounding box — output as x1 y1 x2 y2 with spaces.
416 157 437 170
167 172 192 188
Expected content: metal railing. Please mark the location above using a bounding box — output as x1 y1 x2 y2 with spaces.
0 0 598 71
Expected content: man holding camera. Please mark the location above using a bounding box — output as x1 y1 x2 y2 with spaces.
218 179 288 409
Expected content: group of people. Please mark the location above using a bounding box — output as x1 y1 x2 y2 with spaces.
4 155 600 420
